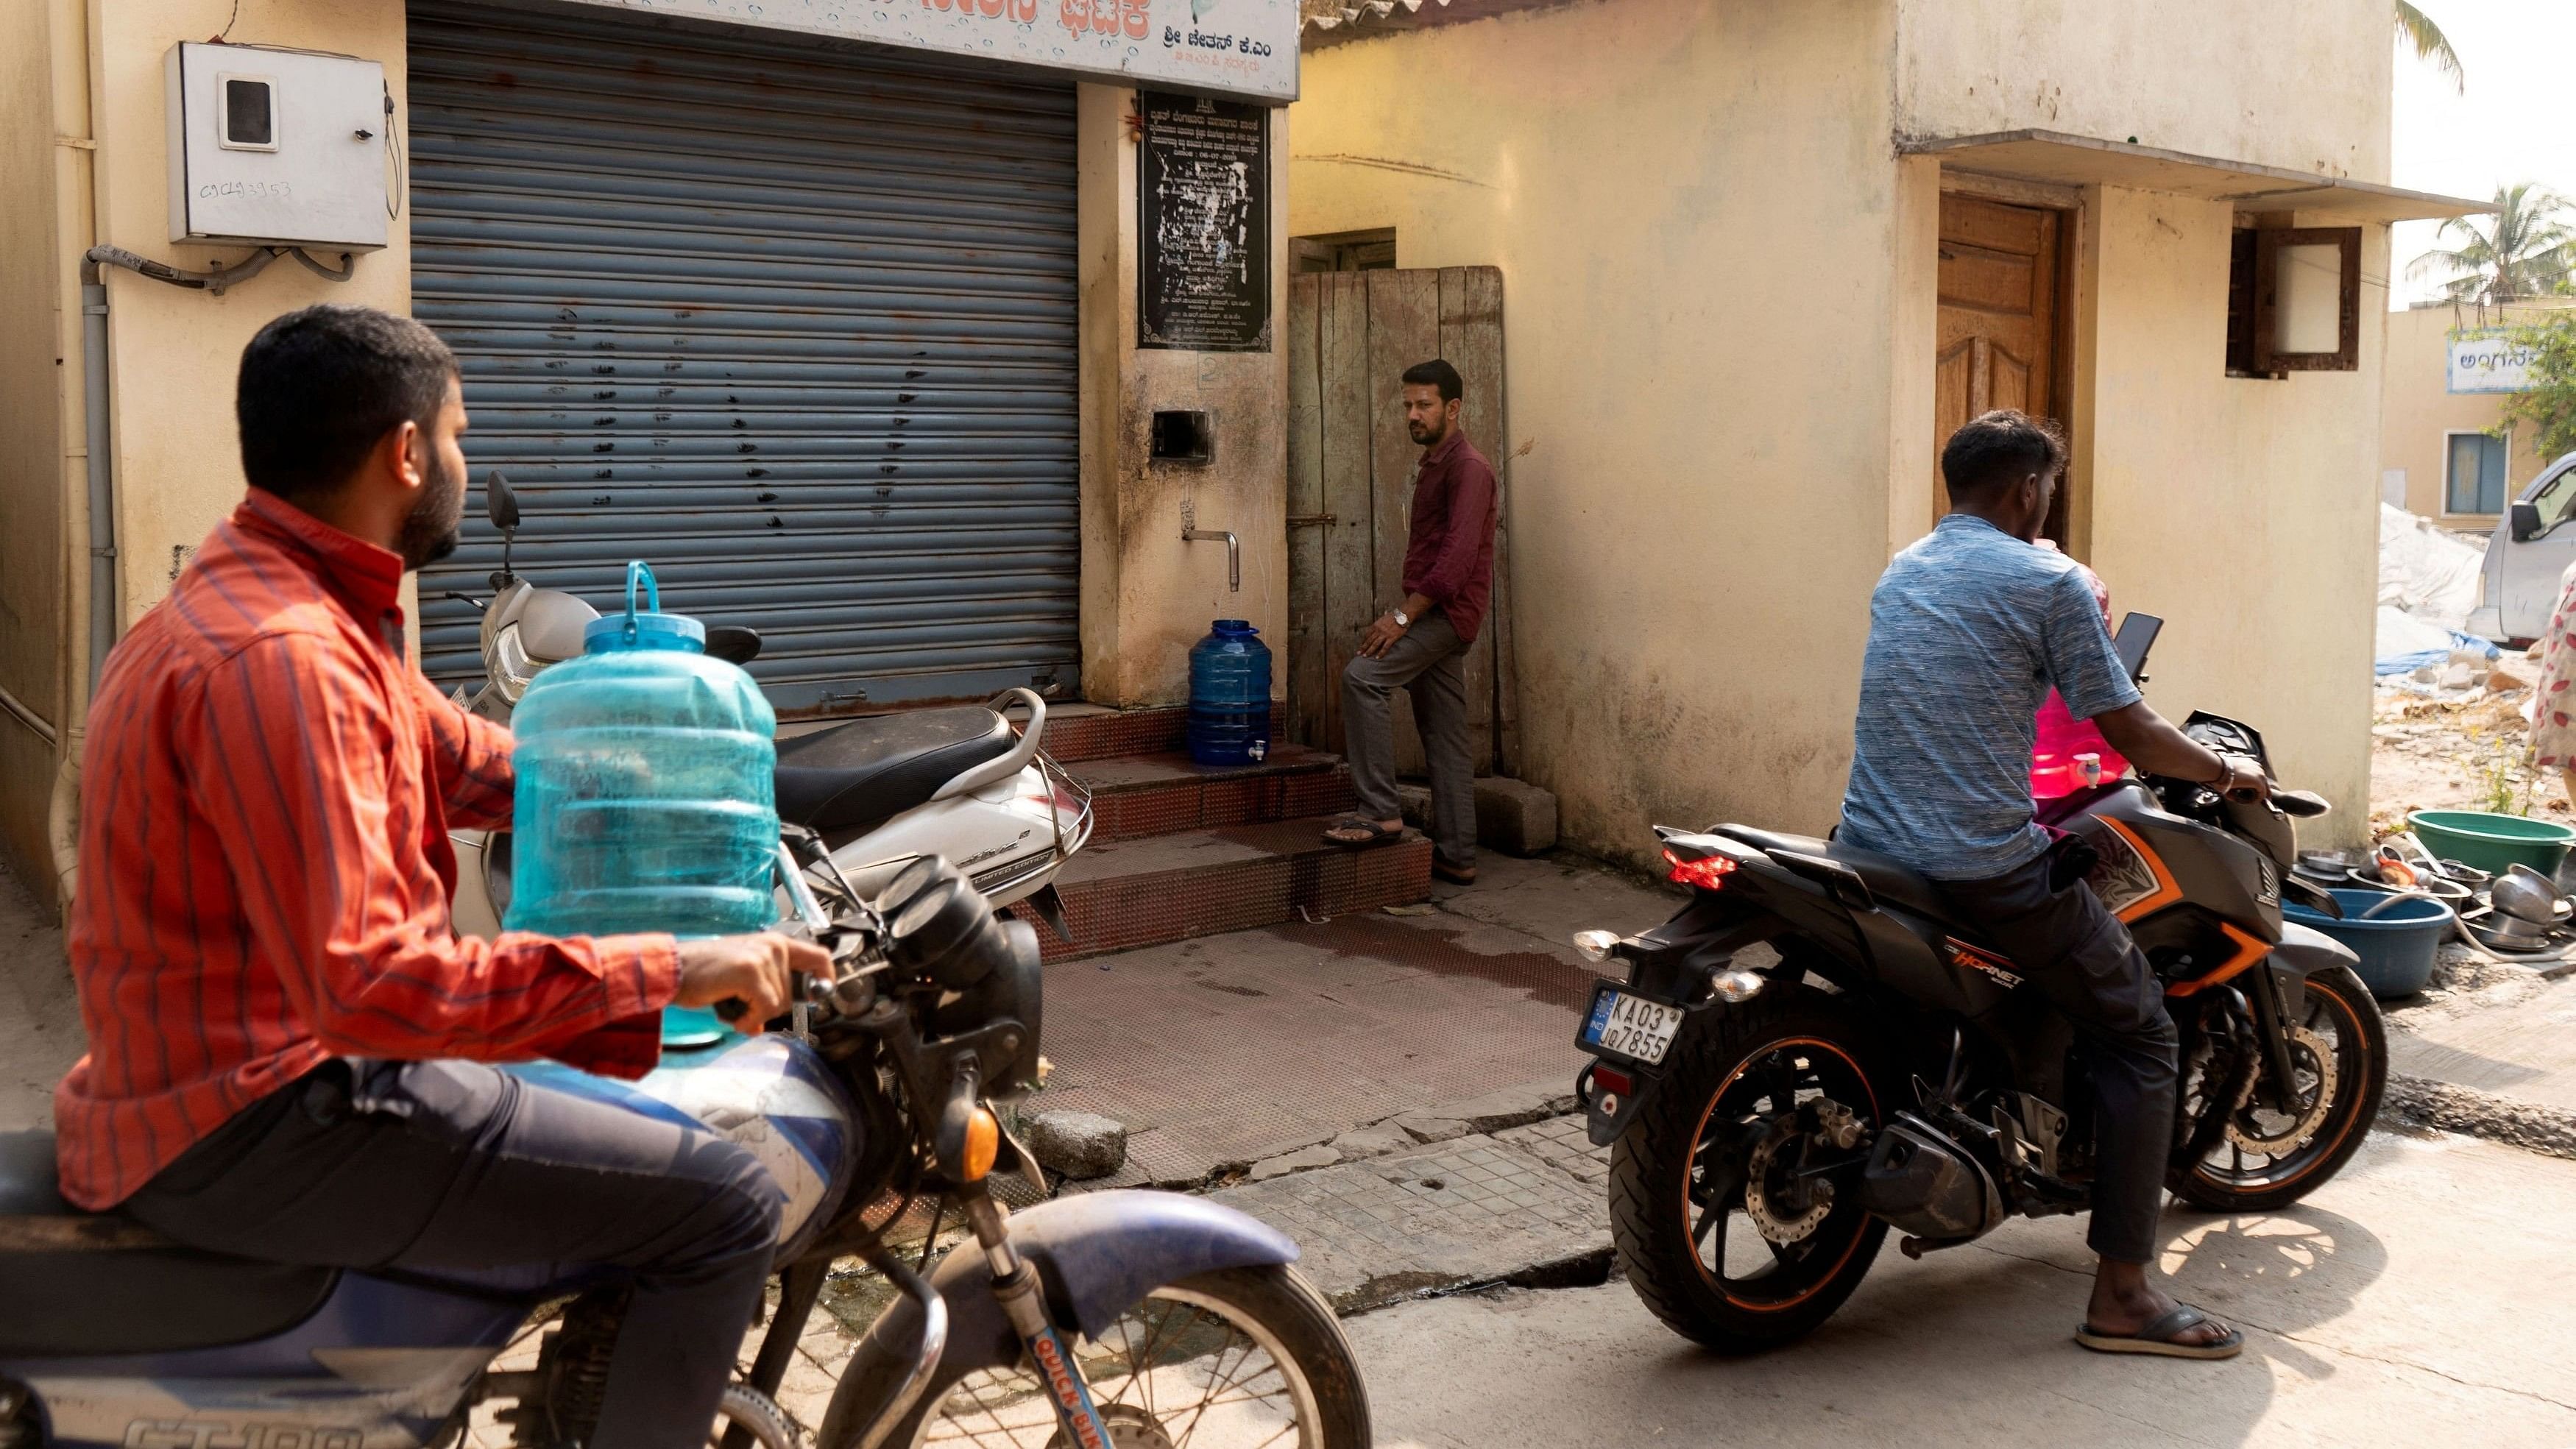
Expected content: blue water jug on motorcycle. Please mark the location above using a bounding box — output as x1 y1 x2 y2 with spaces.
0 855 1370 1447
505 561 778 1048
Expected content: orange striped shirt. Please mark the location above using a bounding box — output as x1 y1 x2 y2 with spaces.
55 489 678 1209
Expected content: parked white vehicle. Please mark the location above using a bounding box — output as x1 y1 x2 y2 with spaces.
2466 449 2576 643
445 472 1091 942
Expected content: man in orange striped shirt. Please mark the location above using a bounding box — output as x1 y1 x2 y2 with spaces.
55 304 825 1446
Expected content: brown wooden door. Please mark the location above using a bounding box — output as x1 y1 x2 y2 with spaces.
1284 267 1513 776
1935 195 2068 539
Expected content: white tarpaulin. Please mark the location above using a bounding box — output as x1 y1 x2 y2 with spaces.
2379 502 2488 634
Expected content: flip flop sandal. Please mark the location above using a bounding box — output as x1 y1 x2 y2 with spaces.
2075 1305 2245 1361
1323 818 1405 849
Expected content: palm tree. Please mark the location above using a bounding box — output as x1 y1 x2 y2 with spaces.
2396 1 2464 91
2408 184 2576 304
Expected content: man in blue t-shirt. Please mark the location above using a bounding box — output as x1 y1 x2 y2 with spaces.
1841 409 2268 1361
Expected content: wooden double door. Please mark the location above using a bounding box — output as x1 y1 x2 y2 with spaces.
1936 194 2073 543
1284 266 1515 777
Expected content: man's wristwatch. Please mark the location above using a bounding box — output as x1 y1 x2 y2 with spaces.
1390 609 1412 628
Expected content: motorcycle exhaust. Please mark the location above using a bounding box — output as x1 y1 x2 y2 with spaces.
1858 1113 2003 1253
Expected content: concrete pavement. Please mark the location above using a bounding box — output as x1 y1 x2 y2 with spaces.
0 858 78 1130
1345 1126 2576 1448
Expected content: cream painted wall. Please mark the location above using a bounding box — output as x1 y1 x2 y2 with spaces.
1894 0 2391 181
1076 83 1292 708
88 1 413 628
2380 302 2568 523
2081 190 2379 843
1290 0 1906 864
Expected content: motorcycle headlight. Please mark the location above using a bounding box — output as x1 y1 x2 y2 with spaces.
490 623 541 705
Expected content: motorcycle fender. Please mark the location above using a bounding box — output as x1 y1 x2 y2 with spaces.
2264 920 2357 1018
868 1191 1301 1386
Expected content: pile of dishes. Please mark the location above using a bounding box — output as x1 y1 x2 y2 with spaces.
2300 838 2576 958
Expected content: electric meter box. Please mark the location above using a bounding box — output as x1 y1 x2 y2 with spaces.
165 41 388 250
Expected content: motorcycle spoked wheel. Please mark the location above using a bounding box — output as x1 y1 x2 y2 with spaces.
1609 988 1893 1352
869 1265 1369 1448
2171 965 2387 1214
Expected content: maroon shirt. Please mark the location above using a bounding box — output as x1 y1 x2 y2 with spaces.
1401 430 1499 643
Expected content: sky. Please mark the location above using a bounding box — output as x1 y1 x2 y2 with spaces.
2387 0 2576 309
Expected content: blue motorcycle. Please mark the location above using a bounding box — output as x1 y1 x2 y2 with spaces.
0 847 1369 1448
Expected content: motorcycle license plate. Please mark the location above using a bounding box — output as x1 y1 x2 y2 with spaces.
1582 987 1684 1065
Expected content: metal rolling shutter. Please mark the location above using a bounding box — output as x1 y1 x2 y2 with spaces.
408 1 1080 712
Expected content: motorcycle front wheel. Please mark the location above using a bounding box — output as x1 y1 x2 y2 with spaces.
2170 964 2387 1214
859 1264 1368 1448
1609 987 1893 1353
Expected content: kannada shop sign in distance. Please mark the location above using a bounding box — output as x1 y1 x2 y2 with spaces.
2449 333 2537 394
557 0 1298 101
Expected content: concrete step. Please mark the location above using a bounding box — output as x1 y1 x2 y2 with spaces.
1021 815 1431 961
1072 745 1356 843
1043 703 1288 765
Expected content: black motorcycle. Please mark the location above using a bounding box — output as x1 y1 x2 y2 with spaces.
1569 616 2387 1350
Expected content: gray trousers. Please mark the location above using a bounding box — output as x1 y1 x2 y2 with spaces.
125 1058 783 1449
1342 609 1474 870
1937 854 2180 1266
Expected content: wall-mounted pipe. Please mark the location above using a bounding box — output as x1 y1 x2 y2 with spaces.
79 257 116 692
1179 500 1240 592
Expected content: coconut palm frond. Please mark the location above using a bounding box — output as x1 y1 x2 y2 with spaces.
2413 184 2576 302
2395 1 2465 92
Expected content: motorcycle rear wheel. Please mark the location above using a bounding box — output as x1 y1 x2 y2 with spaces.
1609 988 1892 1352
855 1264 1369 1448
2171 965 2386 1214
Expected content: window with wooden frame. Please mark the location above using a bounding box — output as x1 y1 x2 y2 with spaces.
1291 228 1396 274
2226 225 2362 376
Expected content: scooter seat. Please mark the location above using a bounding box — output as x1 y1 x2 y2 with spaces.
774 706 1019 836
0 1129 340 1357
1716 824 1958 924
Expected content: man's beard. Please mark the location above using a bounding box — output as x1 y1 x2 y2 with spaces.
1408 417 1446 445
397 450 466 571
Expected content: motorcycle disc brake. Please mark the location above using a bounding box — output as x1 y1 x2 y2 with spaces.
2226 1024 2338 1157
1743 1107 1839 1247
1049 1403 1173 1449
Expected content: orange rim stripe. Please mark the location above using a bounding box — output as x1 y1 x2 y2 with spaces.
1684 1036 1881 1312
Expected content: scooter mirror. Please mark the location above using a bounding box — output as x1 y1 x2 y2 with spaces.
705 626 763 665
486 470 520 533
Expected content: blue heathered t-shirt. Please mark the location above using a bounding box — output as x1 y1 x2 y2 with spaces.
1838 514 2142 881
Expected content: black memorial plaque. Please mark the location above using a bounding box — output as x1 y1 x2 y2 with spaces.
1139 91 1270 352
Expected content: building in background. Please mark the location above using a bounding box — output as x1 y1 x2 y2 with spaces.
0 0 1298 899
1287 0 2485 860
2381 298 2575 525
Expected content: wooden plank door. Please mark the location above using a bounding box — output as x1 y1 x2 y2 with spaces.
1934 195 2068 541
1284 266 1510 776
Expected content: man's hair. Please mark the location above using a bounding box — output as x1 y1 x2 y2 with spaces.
1939 409 2067 500
238 304 458 500
1401 358 1463 403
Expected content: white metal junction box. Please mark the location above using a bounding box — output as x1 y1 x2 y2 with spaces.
165 41 389 250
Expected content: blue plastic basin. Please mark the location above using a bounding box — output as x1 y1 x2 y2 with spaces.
2282 888 2449 999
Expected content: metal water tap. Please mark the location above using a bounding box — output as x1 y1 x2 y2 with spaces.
1181 500 1239 592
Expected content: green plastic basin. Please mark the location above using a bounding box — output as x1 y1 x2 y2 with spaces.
2406 810 2576 879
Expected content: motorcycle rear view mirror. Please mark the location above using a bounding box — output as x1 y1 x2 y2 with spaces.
486 471 521 590
2113 612 2162 685
705 626 762 665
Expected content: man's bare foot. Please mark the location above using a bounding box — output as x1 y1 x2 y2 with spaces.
1322 817 1405 846
2085 1259 2233 1348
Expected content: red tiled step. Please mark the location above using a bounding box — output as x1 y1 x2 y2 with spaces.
1072 745 1356 844
1042 703 1289 765
1016 815 1430 962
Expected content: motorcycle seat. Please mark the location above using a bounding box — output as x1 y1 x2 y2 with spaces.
774 706 1019 835
1715 824 1957 923
0 1130 341 1357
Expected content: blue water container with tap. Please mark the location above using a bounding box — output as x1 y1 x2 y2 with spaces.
506 561 778 1047
1186 619 1272 767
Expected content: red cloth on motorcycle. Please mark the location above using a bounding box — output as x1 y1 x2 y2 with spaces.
2031 548 2129 796
52 490 679 1211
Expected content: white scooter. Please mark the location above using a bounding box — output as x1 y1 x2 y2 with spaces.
443 472 1091 943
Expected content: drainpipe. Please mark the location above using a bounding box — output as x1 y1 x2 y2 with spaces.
79 256 116 694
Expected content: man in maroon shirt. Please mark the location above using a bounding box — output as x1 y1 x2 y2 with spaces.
1324 359 1498 885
